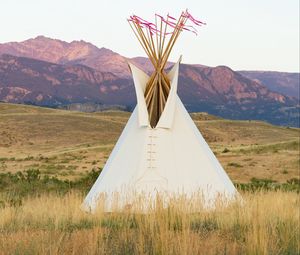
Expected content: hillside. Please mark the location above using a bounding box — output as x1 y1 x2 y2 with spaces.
0 54 132 105
0 103 299 183
239 71 299 99
0 36 299 127
0 52 298 127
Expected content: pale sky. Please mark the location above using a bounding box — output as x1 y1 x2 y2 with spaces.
1 0 299 72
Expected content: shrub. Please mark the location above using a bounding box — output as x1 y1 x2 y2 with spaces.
222 148 230 153
287 178 300 185
0 168 101 204
235 177 300 192
228 162 242 167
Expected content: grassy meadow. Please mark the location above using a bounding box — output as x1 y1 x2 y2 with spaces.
0 102 299 254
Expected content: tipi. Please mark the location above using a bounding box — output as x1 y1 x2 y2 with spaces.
83 11 238 211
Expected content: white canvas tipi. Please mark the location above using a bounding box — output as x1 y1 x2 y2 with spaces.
83 58 238 212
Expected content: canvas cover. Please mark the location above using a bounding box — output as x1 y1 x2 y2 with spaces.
83 59 238 212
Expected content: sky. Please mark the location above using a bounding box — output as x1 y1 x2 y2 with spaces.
1 0 299 72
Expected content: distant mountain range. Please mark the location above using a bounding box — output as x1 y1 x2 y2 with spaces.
0 36 299 127
238 71 299 99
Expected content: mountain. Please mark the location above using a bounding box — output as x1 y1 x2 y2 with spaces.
0 36 299 127
0 36 130 78
0 54 133 106
0 54 298 127
130 57 174 74
177 64 298 126
239 71 299 99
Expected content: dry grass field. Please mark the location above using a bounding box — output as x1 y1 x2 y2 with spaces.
0 192 299 255
0 102 299 255
0 103 299 183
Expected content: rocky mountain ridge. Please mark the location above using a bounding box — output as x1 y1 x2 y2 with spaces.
0 36 299 127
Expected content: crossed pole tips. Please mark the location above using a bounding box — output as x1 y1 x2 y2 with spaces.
128 10 206 128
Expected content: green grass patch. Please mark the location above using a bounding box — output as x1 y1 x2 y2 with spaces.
0 168 102 208
239 140 299 154
235 177 300 192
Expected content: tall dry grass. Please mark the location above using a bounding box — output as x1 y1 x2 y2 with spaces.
0 191 299 255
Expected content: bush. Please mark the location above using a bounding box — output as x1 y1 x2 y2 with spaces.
228 162 242 167
287 178 300 185
222 148 230 153
0 168 102 207
235 177 300 192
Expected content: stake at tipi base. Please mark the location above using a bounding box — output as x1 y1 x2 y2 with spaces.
82 11 239 212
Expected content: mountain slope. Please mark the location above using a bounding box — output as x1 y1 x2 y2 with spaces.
239 71 299 99
0 54 132 106
0 54 298 126
0 36 299 127
177 64 298 126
